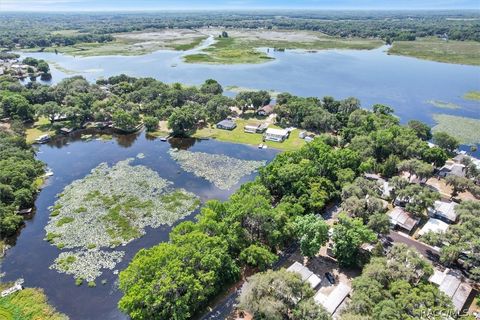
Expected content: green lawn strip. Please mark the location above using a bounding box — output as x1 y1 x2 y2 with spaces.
464 91 480 101
0 288 67 320
193 118 306 152
432 114 480 145
388 37 480 66
25 117 55 144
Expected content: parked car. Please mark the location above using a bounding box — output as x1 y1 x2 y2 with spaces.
325 272 335 284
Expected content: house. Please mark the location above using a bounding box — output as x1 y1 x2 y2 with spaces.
287 262 322 289
244 123 268 134
216 119 237 130
418 218 449 236
429 268 473 313
314 283 351 315
428 200 458 223
244 124 258 134
438 162 466 178
388 207 419 234
264 128 289 142
257 105 274 116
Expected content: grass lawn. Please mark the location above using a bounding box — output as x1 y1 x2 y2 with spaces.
193 118 306 151
464 90 480 101
432 114 480 145
0 288 67 320
25 117 55 144
389 37 480 66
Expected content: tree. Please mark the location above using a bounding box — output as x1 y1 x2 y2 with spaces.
332 214 376 267
397 159 433 182
346 244 453 319
200 79 223 95
422 147 448 167
292 299 331 320
167 107 197 136
119 231 239 320
433 131 459 155
408 120 432 141
367 213 391 235
1 93 34 121
112 110 140 132
239 244 277 271
238 269 324 320
445 175 472 198
37 60 50 73
396 184 440 217
36 101 61 123
293 214 329 258
143 116 158 132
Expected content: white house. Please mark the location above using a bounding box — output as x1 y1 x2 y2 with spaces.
418 218 449 236
287 262 322 289
428 200 458 223
264 128 289 142
429 268 472 313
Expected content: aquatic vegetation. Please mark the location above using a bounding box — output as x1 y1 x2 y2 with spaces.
432 114 480 144
169 149 265 190
464 90 480 101
426 100 461 110
45 158 200 282
51 249 125 282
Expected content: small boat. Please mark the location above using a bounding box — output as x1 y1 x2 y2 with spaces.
45 170 54 177
258 143 264 149
35 134 50 144
262 145 268 149
160 137 168 142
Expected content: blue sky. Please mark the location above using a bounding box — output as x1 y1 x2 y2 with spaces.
0 0 478 11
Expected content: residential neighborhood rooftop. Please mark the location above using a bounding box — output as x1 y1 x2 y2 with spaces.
418 217 449 236
429 269 473 312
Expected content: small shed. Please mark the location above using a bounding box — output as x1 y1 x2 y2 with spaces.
264 128 289 142
418 218 449 236
244 124 259 134
216 119 237 130
388 207 419 234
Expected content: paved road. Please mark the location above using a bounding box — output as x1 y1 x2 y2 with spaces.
387 231 440 262
199 244 298 320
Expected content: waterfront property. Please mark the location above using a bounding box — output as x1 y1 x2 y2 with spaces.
244 123 268 134
216 119 237 130
264 128 289 142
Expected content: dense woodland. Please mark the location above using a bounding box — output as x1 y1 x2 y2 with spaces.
0 10 479 49
1 73 479 318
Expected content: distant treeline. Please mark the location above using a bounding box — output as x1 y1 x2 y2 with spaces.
0 10 479 49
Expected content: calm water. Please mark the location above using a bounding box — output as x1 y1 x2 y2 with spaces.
19 45 480 129
1 132 278 320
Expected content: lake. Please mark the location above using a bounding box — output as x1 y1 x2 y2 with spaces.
18 45 480 132
0 131 278 320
